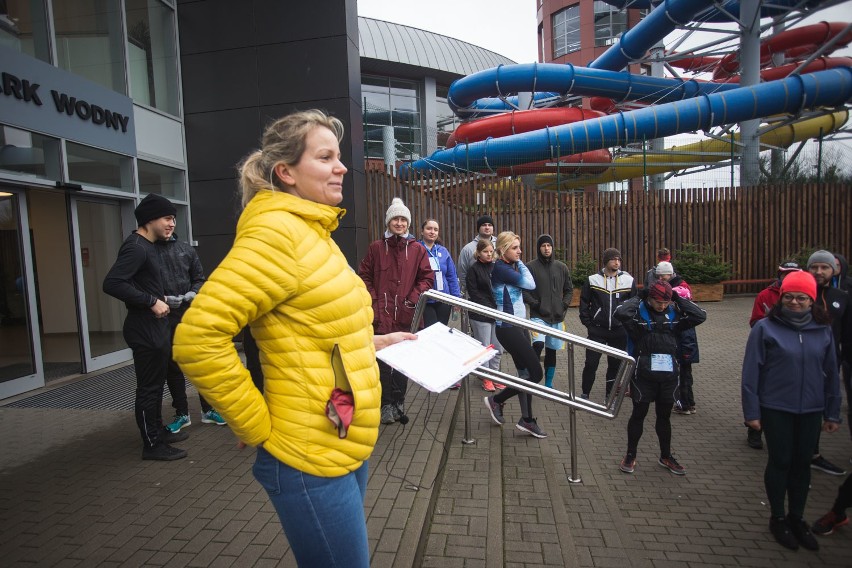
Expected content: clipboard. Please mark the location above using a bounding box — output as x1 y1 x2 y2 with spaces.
376 322 498 393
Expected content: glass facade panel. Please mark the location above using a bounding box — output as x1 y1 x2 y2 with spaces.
66 142 133 192
53 0 126 93
552 5 580 58
0 125 61 181
361 75 421 161
0 0 51 62
0 192 35 382
594 1 627 48
125 0 179 116
138 159 185 200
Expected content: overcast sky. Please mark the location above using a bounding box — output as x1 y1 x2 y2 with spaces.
356 0 851 64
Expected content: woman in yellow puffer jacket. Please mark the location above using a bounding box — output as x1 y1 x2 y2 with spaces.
173 110 414 567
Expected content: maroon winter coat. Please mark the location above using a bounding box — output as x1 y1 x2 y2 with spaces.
358 234 434 334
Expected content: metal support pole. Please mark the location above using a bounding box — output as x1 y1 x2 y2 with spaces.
460 309 475 445
738 0 761 187
567 343 581 483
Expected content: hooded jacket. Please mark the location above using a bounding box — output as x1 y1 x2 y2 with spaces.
749 280 782 328
173 190 380 477
579 269 637 331
742 312 841 422
359 233 434 334
523 235 573 324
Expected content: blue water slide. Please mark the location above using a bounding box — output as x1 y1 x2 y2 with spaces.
447 63 739 115
398 67 852 176
597 0 828 24
591 0 714 71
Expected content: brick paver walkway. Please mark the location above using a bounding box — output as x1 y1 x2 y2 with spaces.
1 297 850 566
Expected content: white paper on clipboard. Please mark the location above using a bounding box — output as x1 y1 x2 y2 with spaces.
376 322 498 392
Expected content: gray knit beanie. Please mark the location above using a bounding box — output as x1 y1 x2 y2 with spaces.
807 249 836 270
385 197 411 227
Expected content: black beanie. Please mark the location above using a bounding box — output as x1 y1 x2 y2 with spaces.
536 234 554 249
476 215 494 231
602 247 621 264
135 194 177 227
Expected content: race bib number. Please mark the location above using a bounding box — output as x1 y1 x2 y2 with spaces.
650 354 673 372
429 257 440 271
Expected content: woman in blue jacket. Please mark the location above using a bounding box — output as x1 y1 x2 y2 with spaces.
483 231 546 438
418 218 461 327
742 270 841 552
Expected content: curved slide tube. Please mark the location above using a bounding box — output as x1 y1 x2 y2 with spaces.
398 68 852 177
598 0 829 24
533 111 848 190
447 63 739 115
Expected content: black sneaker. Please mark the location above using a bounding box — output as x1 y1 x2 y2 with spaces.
142 443 188 461
162 429 189 444
787 515 819 551
658 455 686 475
812 511 849 535
516 417 547 438
747 427 763 449
811 455 847 476
769 516 799 550
484 396 505 425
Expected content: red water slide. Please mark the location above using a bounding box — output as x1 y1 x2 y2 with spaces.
446 108 605 147
669 22 852 79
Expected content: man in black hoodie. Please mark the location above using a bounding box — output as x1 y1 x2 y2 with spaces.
103 194 188 461
808 250 852 475
523 235 572 389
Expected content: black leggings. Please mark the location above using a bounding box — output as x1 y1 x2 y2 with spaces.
626 398 673 458
762 407 822 519
494 326 543 420
424 302 452 328
533 342 557 368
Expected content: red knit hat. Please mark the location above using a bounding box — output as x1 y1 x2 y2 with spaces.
648 280 672 302
780 270 817 301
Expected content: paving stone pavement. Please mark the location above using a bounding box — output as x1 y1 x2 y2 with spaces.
1 297 850 567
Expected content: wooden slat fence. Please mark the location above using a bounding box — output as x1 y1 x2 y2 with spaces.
365 170 851 291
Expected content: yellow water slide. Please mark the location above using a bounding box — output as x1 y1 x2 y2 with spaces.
533 111 849 190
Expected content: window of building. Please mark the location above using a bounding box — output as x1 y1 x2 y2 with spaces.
361 76 422 162
125 0 179 116
435 85 458 150
0 0 51 62
0 125 61 181
66 142 133 192
137 159 185 200
594 1 627 48
53 0 127 94
552 5 580 59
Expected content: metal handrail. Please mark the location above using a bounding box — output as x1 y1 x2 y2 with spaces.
411 289 636 483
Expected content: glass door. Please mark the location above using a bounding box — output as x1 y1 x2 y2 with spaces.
0 189 43 398
70 197 132 372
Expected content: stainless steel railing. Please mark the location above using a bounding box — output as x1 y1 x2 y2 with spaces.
411 289 635 483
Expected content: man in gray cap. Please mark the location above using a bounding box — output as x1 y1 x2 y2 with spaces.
103 194 188 461
807 250 852 475
457 214 496 296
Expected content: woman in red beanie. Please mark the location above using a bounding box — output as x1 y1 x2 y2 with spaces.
742 270 842 551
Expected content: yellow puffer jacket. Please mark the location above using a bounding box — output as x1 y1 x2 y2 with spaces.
173 190 379 477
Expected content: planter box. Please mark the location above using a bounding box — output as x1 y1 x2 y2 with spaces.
690 283 724 302
569 288 581 307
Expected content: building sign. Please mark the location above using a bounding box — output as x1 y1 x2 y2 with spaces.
0 45 136 156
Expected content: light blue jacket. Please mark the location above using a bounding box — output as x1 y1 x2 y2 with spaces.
491 259 535 326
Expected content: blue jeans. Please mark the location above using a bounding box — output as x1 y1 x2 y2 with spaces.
253 447 369 567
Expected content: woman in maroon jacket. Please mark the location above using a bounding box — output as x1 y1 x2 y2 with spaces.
359 198 434 424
